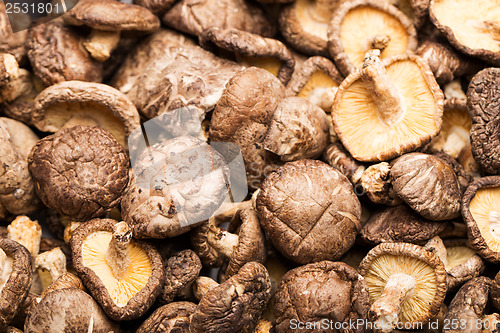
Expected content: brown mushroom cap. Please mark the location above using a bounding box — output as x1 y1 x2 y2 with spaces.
136 301 197 333
162 0 275 38
360 206 448 245
190 262 272 333
32 81 140 148
0 3 27 63
462 176 500 263
25 20 102 86
28 126 129 221
71 218 164 320
491 271 500 311
274 260 370 333
328 0 418 76
359 242 447 331
390 153 462 221
443 239 485 291
257 159 361 264
159 249 202 304
25 288 120 333
429 0 500 66
383 0 430 29
133 0 177 16
0 238 32 329
332 52 444 162
467 68 500 175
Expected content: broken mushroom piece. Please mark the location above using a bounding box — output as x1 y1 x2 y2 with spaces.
274 260 370 333
328 0 418 76
0 53 20 103
430 0 500 66
332 50 443 162
71 219 164 320
7 216 42 259
32 81 140 148
257 159 361 264
136 301 197 333
34 247 67 292
64 0 160 62
467 68 500 175
360 162 402 206
190 262 271 333
359 242 447 333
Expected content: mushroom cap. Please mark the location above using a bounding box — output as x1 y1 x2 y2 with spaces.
429 0 500 66
190 262 272 333
209 67 285 190
122 136 229 238
390 153 462 221
71 218 164 321
332 54 444 162
133 0 177 16
191 221 225 268
462 176 500 263
383 0 430 29
28 126 129 221
65 0 160 32
33 81 141 148
0 238 32 329
359 242 447 326
162 0 275 38
444 239 485 291
328 0 418 76
360 205 448 245
467 68 500 175
136 301 197 333
0 3 27 63
257 159 361 264
274 260 370 333
491 271 500 311
25 288 120 333
25 20 102 87
159 249 202 304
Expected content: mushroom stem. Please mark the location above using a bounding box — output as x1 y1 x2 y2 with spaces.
207 224 239 258
370 273 416 332
106 222 132 280
193 276 219 301
34 247 67 287
213 199 253 224
83 29 121 62
424 236 449 269
371 34 391 51
360 50 405 127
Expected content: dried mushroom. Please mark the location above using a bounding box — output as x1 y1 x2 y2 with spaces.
328 0 418 76
136 301 197 333
25 20 102 86
32 81 141 148
390 153 461 221
28 126 129 221
332 50 443 162
0 3 27 63
441 239 485 291
467 68 500 175
257 159 361 264
492 271 500 311
34 247 67 292
190 262 271 333
360 162 402 206
323 141 366 184
383 0 430 29
7 216 42 259
359 242 447 332
429 0 500 65
133 0 176 16
64 0 160 62
71 219 164 320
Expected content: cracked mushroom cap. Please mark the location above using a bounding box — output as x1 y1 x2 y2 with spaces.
162 0 274 38
25 20 102 87
122 136 229 238
429 0 500 66
328 0 418 76
0 3 27 63
159 249 202 304
32 81 140 148
28 126 129 221
332 51 444 162
462 176 500 263
0 118 40 217
257 159 361 264
136 301 197 333
360 205 448 245
25 288 120 333
390 153 462 221
467 68 500 175
71 219 164 320
442 239 485 291
190 262 271 333
359 242 447 331
0 238 32 329
274 260 370 333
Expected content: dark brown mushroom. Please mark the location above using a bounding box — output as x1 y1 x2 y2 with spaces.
274 260 370 333
491 271 500 311
136 301 197 333
28 126 129 221
133 0 177 16
257 159 361 264
0 3 27 63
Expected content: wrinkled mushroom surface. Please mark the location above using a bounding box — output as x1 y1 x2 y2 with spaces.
0 3 27 63
136 301 197 333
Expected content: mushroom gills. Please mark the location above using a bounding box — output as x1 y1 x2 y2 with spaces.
297 70 338 112
446 246 476 271
0 248 13 293
236 54 282 77
297 0 340 39
469 186 500 252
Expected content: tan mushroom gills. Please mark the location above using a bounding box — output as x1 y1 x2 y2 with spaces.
307 0 340 22
297 0 341 39
193 276 219 301
446 246 476 271
473 20 500 41
34 247 67 290
370 273 417 332
361 50 405 127
207 224 239 258
424 237 448 269
236 55 282 77
41 272 84 298
298 70 339 112
7 216 42 258
83 29 121 62
106 222 132 280
469 187 500 251
0 248 13 293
